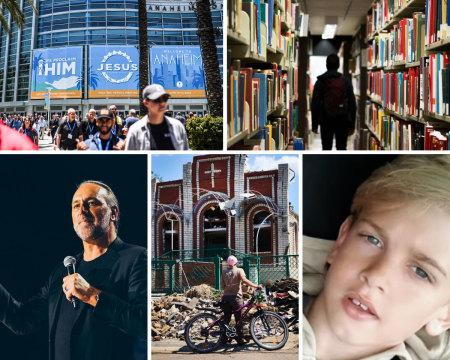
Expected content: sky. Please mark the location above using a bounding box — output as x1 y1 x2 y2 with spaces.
151 154 299 211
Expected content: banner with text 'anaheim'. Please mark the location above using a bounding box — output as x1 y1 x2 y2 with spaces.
150 46 205 98
89 45 139 98
30 47 83 99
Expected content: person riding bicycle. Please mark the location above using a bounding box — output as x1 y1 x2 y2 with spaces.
220 256 262 346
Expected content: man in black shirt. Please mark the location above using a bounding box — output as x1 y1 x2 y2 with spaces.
125 85 189 150
77 109 125 151
56 109 83 150
82 109 99 140
0 181 147 360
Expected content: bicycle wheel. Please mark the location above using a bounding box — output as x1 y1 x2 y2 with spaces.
184 313 224 354
250 311 289 351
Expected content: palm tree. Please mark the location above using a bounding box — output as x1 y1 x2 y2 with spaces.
138 0 149 117
0 0 38 36
89 65 99 90
32 52 44 92
191 68 203 89
76 76 83 90
152 72 165 87
192 0 222 117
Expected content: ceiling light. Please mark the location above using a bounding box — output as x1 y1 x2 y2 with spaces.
322 24 337 39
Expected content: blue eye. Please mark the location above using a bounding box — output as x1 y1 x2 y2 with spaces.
366 236 382 248
412 266 430 281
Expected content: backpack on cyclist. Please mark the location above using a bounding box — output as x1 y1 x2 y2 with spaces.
323 76 348 119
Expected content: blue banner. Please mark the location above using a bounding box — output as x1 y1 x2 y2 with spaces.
44 93 49 110
149 46 206 98
89 45 139 98
31 47 83 99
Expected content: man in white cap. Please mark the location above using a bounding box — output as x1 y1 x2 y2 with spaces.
125 84 190 150
220 255 262 346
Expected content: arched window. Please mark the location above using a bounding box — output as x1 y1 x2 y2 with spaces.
253 211 272 253
203 206 227 252
162 217 179 255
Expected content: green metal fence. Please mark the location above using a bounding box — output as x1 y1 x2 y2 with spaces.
156 248 247 266
152 256 221 295
244 255 299 286
151 249 299 296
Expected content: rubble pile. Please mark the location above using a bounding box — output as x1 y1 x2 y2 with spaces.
151 279 299 341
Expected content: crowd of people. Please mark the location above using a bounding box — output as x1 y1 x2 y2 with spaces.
2 113 48 147
0 84 195 150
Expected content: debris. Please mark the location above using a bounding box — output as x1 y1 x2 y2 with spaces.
184 284 211 299
151 278 299 342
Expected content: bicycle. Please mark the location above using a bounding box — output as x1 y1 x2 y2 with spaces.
184 290 289 353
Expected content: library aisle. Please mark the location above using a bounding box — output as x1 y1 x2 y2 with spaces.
227 0 450 150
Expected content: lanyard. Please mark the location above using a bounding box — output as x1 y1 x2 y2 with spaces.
88 124 95 134
67 120 75 134
96 133 112 151
111 125 116 136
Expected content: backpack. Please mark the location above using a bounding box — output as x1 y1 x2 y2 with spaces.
323 76 348 119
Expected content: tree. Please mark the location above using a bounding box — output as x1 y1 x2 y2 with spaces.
32 52 44 92
152 171 163 182
0 0 38 36
89 65 99 90
138 0 149 117
192 0 222 117
191 68 204 89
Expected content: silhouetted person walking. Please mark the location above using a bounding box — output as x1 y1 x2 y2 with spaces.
311 54 357 150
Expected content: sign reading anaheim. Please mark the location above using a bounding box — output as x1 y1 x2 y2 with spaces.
30 45 206 99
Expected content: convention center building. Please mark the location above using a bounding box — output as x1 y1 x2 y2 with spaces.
0 0 223 117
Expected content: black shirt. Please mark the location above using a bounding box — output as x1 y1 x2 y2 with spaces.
100 137 113 150
83 120 99 140
54 253 110 360
148 121 174 150
58 120 83 149
55 254 105 360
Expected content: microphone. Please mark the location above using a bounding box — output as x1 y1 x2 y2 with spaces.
63 256 79 309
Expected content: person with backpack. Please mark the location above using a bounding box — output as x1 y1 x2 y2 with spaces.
311 54 357 150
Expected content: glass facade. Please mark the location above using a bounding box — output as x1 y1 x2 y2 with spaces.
0 11 7 102
36 11 223 47
0 0 223 103
17 3 33 101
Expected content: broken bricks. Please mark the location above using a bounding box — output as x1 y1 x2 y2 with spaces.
151 279 299 342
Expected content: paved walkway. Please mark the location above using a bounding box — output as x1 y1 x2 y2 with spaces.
152 332 299 359
38 131 55 151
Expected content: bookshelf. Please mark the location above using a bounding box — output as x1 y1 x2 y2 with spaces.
349 25 368 150
227 0 309 150
338 39 360 150
361 0 450 150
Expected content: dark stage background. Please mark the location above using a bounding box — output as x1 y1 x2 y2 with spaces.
0 154 148 359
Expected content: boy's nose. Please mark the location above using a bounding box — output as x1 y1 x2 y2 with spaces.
359 256 391 293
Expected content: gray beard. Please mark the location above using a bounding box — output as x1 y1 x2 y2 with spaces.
74 216 110 242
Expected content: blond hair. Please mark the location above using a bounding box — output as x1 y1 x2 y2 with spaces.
351 155 450 217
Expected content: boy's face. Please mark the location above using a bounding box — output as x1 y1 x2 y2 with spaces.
323 205 450 350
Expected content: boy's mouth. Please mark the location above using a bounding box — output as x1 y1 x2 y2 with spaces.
342 294 379 321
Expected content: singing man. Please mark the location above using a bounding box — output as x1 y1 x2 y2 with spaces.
0 181 147 359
